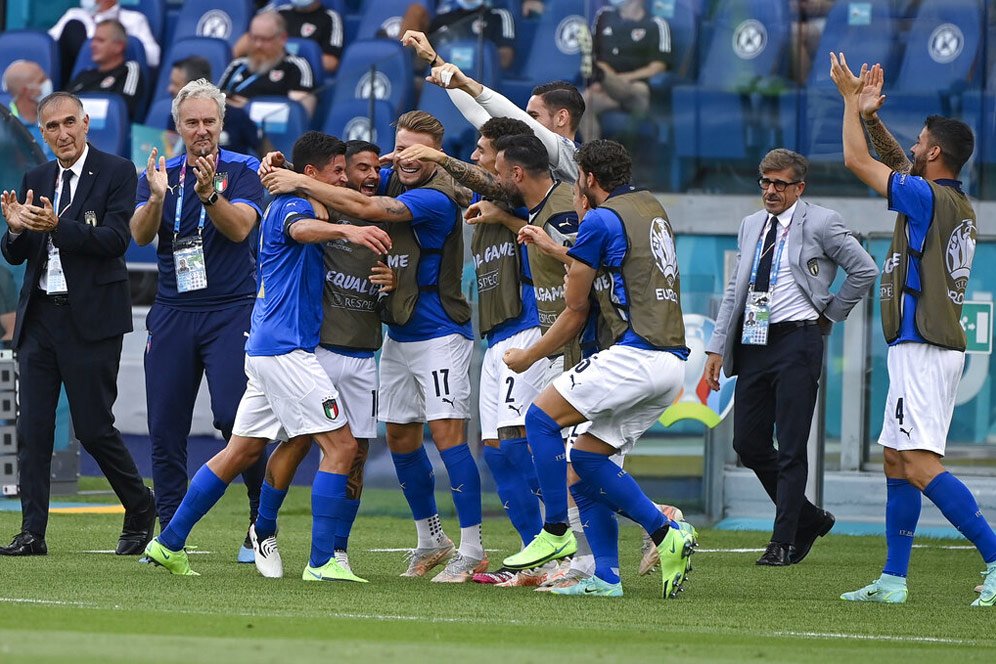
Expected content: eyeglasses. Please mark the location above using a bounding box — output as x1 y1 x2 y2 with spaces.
758 178 802 192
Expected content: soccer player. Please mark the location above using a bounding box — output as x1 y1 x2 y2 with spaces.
142 131 392 579
831 54 996 606
262 111 485 582
502 140 696 597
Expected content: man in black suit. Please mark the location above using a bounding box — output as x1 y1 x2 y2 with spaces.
0 91 155 556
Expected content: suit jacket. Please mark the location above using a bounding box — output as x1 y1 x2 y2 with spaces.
706 200 878 377
1 144 135 348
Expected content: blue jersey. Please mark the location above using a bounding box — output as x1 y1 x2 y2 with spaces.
382 168 474 342
245 195 325 356
136 149 264 310
471 194 540 346
568 189 688 359
887 174 965 345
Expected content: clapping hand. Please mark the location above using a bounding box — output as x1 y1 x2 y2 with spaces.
1 189 33 233
146 148 169 201
21 195 58 232
192 154 216 201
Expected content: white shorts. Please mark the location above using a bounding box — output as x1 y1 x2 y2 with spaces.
315 346 379 440
538 353 593 445
553 345 684 455
233 350 348 442
877 343 963 456
379 333 473 423
480 327 546 439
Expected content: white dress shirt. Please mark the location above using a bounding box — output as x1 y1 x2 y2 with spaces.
48 4 161 67
39 144 90 292
762 200 819 324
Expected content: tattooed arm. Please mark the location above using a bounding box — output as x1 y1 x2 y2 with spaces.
261 168 413 222
439 155 506 201
862 116 912 175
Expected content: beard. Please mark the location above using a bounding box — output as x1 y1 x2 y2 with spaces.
910 151 927 177
499 182 525 209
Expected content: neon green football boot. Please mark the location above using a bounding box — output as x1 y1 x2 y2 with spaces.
502 529 577 570
303 558 369 583
143 539 199 576
971 563 996 607
657 524 694 599
840 574 908 603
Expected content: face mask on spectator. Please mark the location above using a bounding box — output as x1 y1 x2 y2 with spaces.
34 79 53 103
455 0 486 9
80 0 99 14
290 0 314 7
607 0 630 6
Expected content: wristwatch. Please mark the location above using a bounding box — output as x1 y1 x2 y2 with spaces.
202 191 219 207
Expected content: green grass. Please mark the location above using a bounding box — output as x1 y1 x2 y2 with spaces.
1 480 994 663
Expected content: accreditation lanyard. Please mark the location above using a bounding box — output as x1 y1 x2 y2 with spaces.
172 155 219 242
172 155 218 293
232 63 261 93
742 218 791 346
748 218 791 293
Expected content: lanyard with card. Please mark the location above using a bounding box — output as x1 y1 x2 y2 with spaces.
741 218 790 346
44 169 73 294
172 156 217 293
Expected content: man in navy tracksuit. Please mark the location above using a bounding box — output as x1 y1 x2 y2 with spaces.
130 79 266 560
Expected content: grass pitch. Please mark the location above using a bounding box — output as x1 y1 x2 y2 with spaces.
0 479 994 663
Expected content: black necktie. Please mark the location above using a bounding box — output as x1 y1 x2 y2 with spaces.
754 216 779 292
58 169 73 215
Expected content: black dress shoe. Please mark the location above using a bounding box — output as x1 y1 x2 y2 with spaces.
790 510 836 564
756 541 794 566
116 488 157 555
0 531 47 556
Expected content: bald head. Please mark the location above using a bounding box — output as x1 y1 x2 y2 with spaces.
248 12 288 66
3 60 46 96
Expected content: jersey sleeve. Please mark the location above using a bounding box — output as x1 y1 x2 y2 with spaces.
135 170 151 209
281 198 315 240
397 188 452 229
228 160 265 216
325 9 344 57
566 211 609 268
888 172 934 237
652 16 672 63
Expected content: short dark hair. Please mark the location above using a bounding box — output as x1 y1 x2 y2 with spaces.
758 148 808 181
172 56 212 85
479 116 532 142
924 115 975 174
494 133 549 176
531 80 585 133
575 139 631 191
345 139 380 159
292 131 345 174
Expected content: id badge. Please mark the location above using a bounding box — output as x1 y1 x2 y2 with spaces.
174 235 208 293
741 291 771 346
45 238 68 294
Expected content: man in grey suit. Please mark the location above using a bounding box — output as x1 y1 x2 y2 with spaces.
703 148 877 566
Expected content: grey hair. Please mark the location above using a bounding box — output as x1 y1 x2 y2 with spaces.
758 148 808 181
171 78 226 126
37 91 85 126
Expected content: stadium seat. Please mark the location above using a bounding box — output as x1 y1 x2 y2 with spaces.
143 96 173 129
173 0 253 48
323 98 397 152
120 0 167 44
247 96 310 157
331 39 414 113
153 37 232 103
799 0 898 160
79 93 130 156
286 38 327 85
355 0 433 41
0 30 60 91
500 0 587 108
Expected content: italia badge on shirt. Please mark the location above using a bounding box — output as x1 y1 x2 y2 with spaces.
323 397 339 420
213 172 228 193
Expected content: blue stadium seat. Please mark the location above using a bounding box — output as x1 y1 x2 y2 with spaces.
417 83 478 162
331 39 414 113
322 98 397 152
0 30 60 91
247 96 310 157
69 36 149 83
173 0 253 48
79 93 130 156
500 0 586 108
799 0 898 160
355 0 433 41
143 97 173 129
120 0 167 44
287 38 327 84
153 37 232 103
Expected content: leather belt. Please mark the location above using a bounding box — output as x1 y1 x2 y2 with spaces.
769 319 818 332
39 293 70 306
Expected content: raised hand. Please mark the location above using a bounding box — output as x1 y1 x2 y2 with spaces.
1 189 31 233
858 63 886 120
396 143 444 165
146 148 169 201
342 224 392 255
192 154 216 200
400 30 437 64
258 151 286 177
465 200 505 226
428 62 468 90
829 51 869 99
261 168 305 195
22 195 58 232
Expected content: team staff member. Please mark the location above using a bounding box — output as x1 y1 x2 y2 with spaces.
703 148 876 566
0 91 154 556
831 54 996 606
262 112 484 582
130 79 266 560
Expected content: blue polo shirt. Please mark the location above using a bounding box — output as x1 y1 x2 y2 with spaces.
136 149 264 310
887 173 965 346
568 185 688 359
245 195 324 356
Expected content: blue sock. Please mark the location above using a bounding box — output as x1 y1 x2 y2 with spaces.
159 465 228 551
571 481 620 584
439 443 482 528
570 449 667 536
333 498 361 551
253 481 288 540
524 405 568 525
309 471 347 568
882 478 921 578
391 447 438 520
924 472 996 564
502 437 542 501
484 445 542 545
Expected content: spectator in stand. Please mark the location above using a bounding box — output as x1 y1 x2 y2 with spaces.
582 0 671 141
235 1 344 75
66 19 146 121
166 57 263 157
2 61 55 160
49 0 160 83
218 12 317 116
399 1 517 70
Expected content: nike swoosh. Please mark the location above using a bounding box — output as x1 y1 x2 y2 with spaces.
308 569 322 580
669 542 676 554
866 590 878 596
161 552 170 560
583 586 599 594
550 542 569 557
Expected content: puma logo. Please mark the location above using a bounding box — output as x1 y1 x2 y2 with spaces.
899 426 913 439
569 374 578 390
508 404 523 415
441 397 454 406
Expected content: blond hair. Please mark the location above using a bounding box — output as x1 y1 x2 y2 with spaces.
393 110 444 147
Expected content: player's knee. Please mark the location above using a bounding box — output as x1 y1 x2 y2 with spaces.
524 403 557 434
497 425 525 441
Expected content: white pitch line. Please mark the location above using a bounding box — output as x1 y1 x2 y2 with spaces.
771 630 976 646
81 550 213 555
0 597 95 608
367 548 500 553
